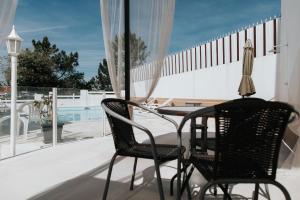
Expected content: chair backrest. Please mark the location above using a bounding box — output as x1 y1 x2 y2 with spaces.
101 98 136 152
213 98 294 180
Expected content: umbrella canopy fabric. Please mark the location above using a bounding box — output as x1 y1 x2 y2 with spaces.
238 39 256 97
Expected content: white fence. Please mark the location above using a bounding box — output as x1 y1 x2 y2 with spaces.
134 55 276 100
57 90 115 107
0 89 115 159
132 17 279 81
132 17 279 100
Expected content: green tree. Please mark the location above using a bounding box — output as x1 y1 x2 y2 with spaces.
110 33 149 90
89 33 149 91
5 37 88 88
112 32 149 68
0 56 9 86
59 71 87 89
89 59 112 91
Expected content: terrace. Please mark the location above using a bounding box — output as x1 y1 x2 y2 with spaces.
1 0 300 200
1 112 300 200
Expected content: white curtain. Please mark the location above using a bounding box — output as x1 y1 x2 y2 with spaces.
100 0 175 101
276 0 300 168
0 0 18 46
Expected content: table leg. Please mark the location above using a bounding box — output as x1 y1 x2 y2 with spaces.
176 153 181 200
190 118 196 151
201 116 208 152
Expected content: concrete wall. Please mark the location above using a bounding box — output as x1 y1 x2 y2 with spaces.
132 18 279 100
57 91 115 107
278 0 300 168
134 55 276 100
276 0 300 108
132 18 279 82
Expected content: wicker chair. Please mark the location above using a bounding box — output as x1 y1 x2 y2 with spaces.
178 98 298 200
101 98 185 200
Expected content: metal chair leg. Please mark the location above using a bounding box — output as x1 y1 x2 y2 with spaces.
183 166 193 200
181 166 195 196
200 181 234 200
253 183 259 200
258 184 271 200
153 157 165 200
218 184 232 200
170 168 183 196
263 184 271 200
176 153 182 200
130 157 138 190
170 162 187 196
102 152 118 200
213 185 217 196
170 173 177 196
257 181 291 200
271 181 291 200
186 180 192 200
199 182 211 200
223 184 229 200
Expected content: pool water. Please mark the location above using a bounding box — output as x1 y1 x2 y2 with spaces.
58 106 103 123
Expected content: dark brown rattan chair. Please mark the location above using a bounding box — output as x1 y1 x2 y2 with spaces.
178 98 298 200
101 98 185 200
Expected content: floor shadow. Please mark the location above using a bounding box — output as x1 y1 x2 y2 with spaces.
26 132 251 200
27 156 125 200
27 156 185 200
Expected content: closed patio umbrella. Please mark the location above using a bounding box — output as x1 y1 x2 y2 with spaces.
238 39 256 97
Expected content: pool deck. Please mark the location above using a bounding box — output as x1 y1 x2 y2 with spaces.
0 111 300 199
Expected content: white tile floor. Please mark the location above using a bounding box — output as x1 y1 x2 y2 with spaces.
0 112 299 200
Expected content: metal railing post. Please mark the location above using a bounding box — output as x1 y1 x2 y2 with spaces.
52 88 58 147
72 93 75 105
102 91 106 137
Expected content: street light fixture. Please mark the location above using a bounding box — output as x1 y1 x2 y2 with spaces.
6 25 23 156
6 25 23 56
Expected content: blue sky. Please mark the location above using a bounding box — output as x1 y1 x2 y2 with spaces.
1 0 280 80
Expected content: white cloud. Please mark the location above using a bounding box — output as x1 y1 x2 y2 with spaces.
19 25 69 34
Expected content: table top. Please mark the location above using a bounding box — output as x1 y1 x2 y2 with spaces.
157 106 213 116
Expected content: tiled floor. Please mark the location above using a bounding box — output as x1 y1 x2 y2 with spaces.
0 112 299 199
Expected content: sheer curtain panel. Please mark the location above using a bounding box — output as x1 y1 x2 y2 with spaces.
276 0 300 168
0 0 18 46
100 0 175 101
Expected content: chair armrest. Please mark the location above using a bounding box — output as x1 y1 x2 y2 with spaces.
102 103 165 161
128 101 178 129
128 101 183 148
102 103 152 138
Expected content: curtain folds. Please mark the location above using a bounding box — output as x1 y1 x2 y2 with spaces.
100 0 175 102
276 0 300 168
0 0 18 46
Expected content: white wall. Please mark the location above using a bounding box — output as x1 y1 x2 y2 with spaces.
277 0 300 168
276 0 300 105
132 18 278 100
57 91 115 107
134 55 277 100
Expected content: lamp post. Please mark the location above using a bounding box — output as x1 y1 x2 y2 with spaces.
6 25 23 156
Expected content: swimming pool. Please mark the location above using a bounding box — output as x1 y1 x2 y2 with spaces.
58 106 103 123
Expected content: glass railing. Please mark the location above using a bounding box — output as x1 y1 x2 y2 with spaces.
0 103 10 159
0 86 114 160
57 88 107 143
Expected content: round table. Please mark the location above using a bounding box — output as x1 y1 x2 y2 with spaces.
157 105 215 151
157 105 215 199
157 106 206 116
